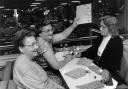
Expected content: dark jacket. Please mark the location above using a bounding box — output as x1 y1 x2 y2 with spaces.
81 35 123 74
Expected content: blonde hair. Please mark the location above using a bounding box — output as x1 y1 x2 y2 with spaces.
100 15 119 37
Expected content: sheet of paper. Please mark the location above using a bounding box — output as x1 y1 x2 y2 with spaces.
76 80 104 89
77 58 93 67
76 3 92 24
64 67 89 79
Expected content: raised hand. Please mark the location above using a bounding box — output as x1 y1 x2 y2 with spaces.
71 17 80 28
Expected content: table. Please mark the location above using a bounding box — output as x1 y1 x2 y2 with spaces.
59 58 118 89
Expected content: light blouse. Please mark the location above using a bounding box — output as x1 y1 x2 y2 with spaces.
97 35 111 57
13 54 64 89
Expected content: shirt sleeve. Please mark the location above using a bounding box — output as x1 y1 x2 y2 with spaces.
38 38 49 54
52 33 65 43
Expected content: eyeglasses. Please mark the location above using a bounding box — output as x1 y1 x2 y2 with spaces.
99 25 107 29
41 29 53 33
24 42 38 47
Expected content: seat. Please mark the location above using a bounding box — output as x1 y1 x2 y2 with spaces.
119 41 128 85
0 61 17 89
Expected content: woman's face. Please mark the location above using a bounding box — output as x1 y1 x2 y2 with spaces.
100 21 110 37
39 24 53 41
20 36 38 58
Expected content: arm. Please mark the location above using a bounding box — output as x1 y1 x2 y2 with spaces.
43 43 71 70
52 18 79 43
38 38 71 70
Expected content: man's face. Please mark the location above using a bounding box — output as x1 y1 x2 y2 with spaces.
39 24 53 41
20 36 38 57
100 21 110 37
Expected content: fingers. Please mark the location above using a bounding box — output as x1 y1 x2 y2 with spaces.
101 69 110 82
73 17 80 25
64 53 73 61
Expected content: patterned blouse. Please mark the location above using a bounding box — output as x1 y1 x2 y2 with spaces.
35 37 66 87
35 37 53 70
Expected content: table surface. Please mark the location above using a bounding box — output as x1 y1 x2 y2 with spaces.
59 58 118 89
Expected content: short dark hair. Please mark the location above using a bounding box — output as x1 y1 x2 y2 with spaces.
13 30 35 49
100 15 119 37
35 19 54 36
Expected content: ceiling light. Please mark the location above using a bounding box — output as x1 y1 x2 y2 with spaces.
71 0 80 3
98 0 102 3
4 9 11 10
0 6 4 8
35 0 46 1
32 7 38 11
32 3 41 4
60 3 68 5
30 4 37 6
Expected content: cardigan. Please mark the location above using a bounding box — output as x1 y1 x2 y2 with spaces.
81 35 123 74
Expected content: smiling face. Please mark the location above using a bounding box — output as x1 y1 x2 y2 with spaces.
19 36 38 58
39 24 53 41
100 21 110 37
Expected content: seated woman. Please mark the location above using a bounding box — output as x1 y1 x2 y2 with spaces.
81 15 123 76
33 18 79 86
36 17 79 70
13 30 65 89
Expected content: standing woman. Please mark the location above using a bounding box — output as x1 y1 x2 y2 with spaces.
13 30 65 89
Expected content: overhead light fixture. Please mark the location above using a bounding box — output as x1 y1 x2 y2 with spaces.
98 0 102 3
71 0 80 3
0 6 4 8
32 7 38 11
35 0 46 1
54 6 62 9
57 6 62 8
32 2 41 5
60 2 68 5
4 9 11 10
30 4 37 6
